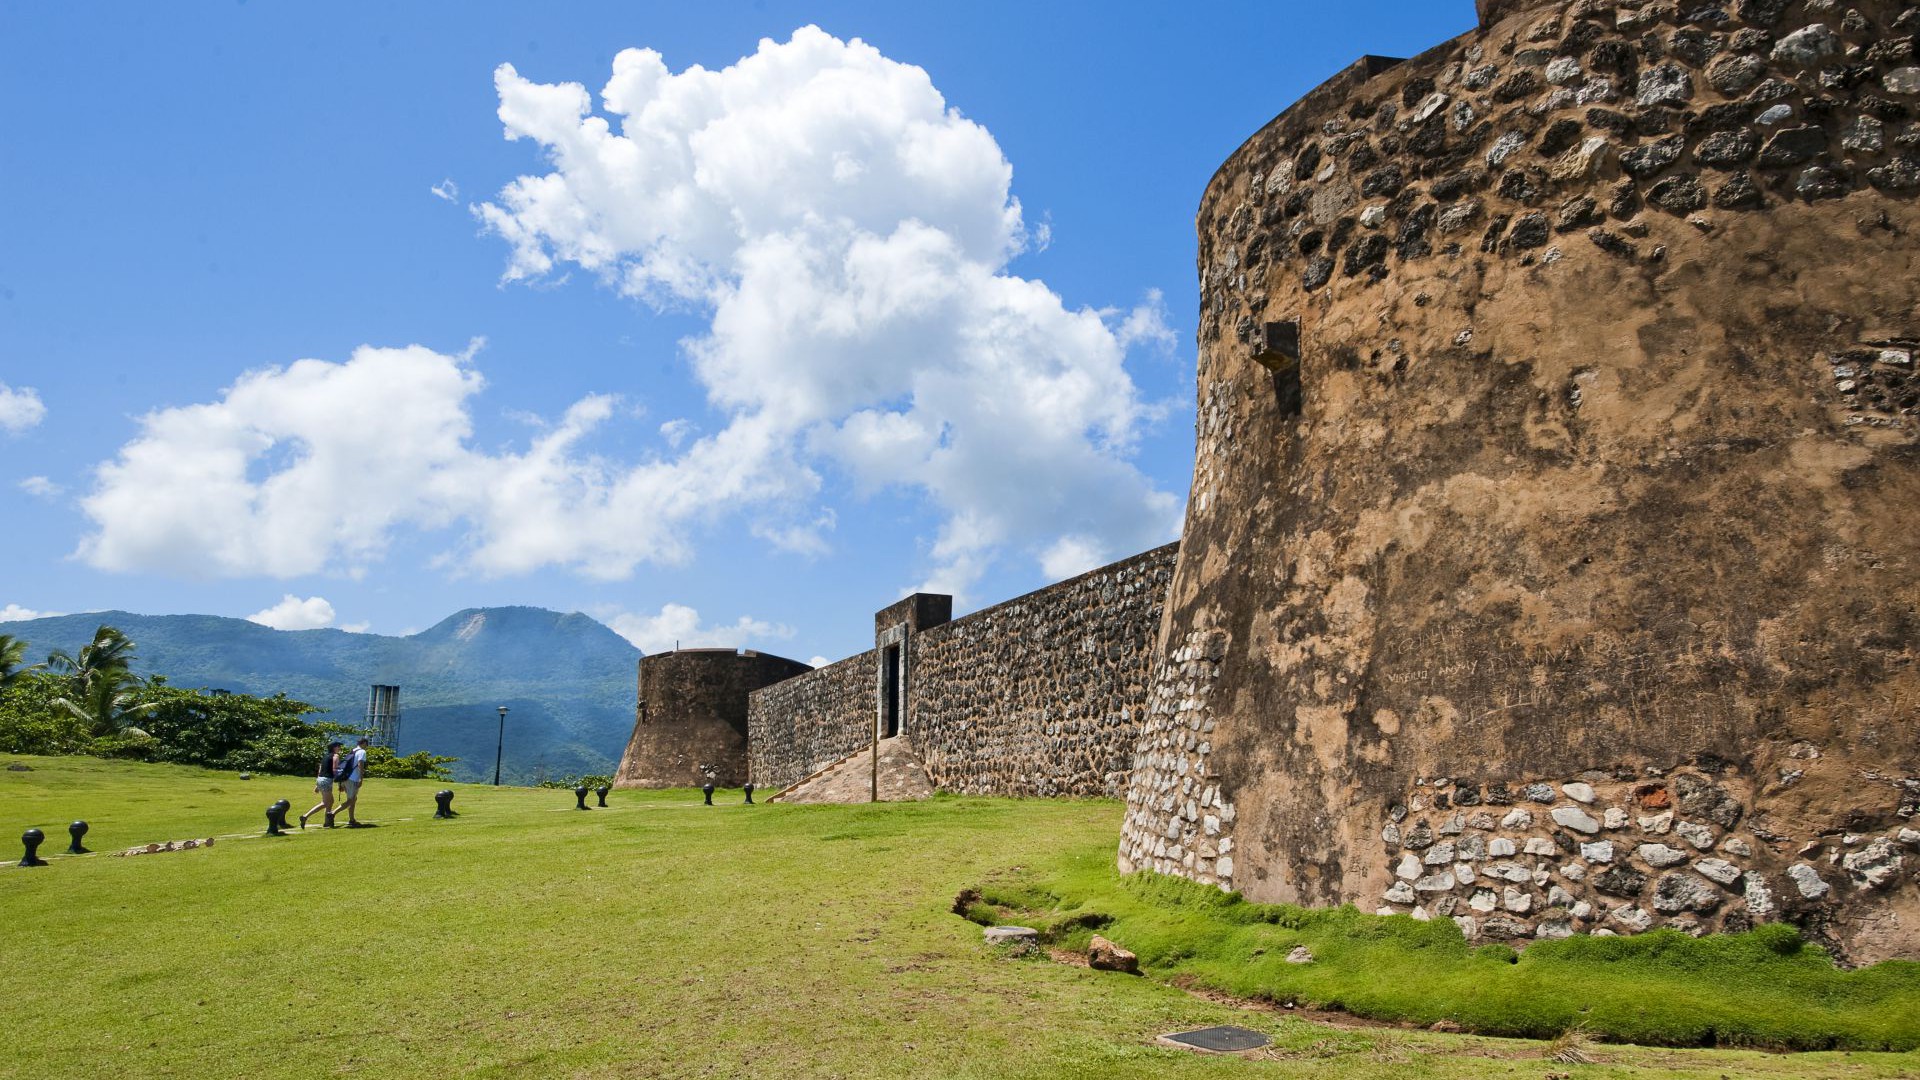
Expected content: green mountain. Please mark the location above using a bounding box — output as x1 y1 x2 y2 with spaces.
2 607 640 784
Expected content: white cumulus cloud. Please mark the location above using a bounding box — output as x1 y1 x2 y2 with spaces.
246 594 339 631
605 602 794 654
18 476 61 499
74 28 1180 590
430 178 460 202
79 345 486 577
0 603 58 622
475 26 1180 593
0 383 46 434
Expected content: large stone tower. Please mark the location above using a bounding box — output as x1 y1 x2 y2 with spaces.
1122 0 1920 961
615 649 814 788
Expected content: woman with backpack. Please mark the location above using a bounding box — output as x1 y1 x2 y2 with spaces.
299 741 345 829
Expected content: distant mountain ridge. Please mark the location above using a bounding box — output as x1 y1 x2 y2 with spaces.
3 606 641 783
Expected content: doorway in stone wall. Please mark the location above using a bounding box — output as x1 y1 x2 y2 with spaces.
882 644 901 739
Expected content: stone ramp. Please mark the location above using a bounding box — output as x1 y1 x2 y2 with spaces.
771 737 933 803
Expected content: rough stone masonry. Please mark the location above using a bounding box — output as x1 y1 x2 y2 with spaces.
1121 0 1920 963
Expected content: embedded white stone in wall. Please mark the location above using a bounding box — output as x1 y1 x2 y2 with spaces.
1396 854 1422 880
1503 887 1532 914
1675 821 1715 850
1788 863 1830 899
1562 782 1596 804
1580 840 1614 863
1551 806 1601 834
1613 907 1653 932
1384 881 1415 904
1523 837 1556 856
1501 808 1533 829
1694 858 1741 886
1488 837 1516 857
1639 812 1673 834
1638 843 1688 867
1603 807 1629 830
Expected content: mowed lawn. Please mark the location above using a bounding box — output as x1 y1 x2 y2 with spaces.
2 756 1916 1080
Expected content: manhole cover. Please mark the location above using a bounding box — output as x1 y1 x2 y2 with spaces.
1158 1025 1271 1053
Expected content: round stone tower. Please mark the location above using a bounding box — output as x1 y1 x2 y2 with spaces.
616 648 814 788
1122 0 1920 961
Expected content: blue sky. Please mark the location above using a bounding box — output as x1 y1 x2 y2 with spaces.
0 1 1471 664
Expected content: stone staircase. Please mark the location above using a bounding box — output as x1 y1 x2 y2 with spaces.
770 737 934 803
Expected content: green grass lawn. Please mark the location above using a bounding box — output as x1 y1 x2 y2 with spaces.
2 755 1917 1080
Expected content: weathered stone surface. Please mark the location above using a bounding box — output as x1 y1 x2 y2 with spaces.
1622 136 1686 177
1842 838 1904 890
1648 174 1709 212
1707 53 1768 93
1594 867 1649 898
1788 863 1831 899
1580 840 1615 863
1694 858 1742 885
1653 872 1724 914
984 926 1040 953
1551 806 1602 834
1756 125 1826 167
1639 843 1690 867
622 649 817 790
1285 945 1314 964
1088 935 1140 973
1883 67 1920 94
1674 820 1717 850
1128 0 1920 965
1694 129 1758 166
1635 62 1695 106
1771 23 1838 67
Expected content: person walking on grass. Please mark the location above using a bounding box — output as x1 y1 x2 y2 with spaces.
333 737 371 828
299 740 344 829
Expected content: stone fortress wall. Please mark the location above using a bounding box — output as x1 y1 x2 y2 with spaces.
614 648 813 789
1121 0 1920 962
746 543 1179 794
746 649 878 790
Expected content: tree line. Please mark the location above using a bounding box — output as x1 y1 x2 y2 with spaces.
0 625 456 779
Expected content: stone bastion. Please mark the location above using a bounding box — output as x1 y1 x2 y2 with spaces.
1120 0 1920 962
615 648 813 789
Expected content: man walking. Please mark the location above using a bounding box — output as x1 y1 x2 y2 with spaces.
331 737 372 828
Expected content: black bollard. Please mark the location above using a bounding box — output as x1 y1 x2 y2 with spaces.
67 820 89 854
701 782 714 806
17 828 47 867
433 789 457 818
266 799 292 836
743 782 755 805
574 784 590 810
595 784 609 807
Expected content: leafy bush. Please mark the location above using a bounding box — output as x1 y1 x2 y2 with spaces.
537 773 613 790
364 746 459 780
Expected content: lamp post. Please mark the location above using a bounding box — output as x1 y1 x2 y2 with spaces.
493 705 509 787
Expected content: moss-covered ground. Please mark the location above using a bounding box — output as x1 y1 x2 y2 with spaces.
2 755 1916 1079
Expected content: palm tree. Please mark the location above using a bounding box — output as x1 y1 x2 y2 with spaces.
53 669 156 736
0 633 31 688
46 625 137 686
46 625 153 736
